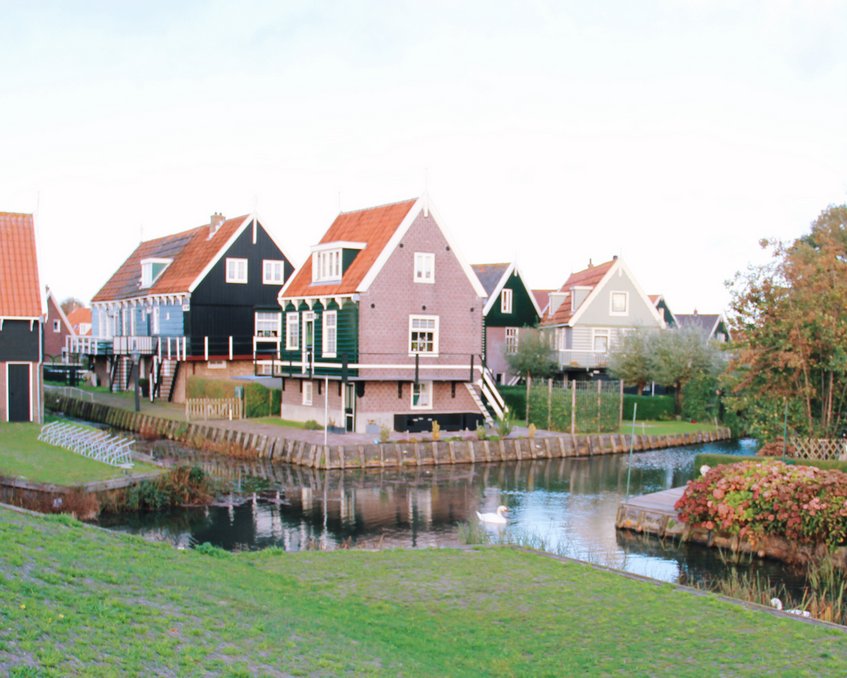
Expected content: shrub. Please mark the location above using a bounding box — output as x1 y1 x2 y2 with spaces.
499 385 526 419
303 420 321 430
475 425 488 441
125 466 212 511
186 376 280 418
379 425 391 444
675 460 847 548
622 394 675 421
496 413 513 438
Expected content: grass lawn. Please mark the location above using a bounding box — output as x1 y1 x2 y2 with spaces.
0 423 160 485
0 508 844 676
250 416 308 429
618 420 723 436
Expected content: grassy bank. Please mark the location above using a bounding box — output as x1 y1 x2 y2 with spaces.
0 507 844 675
0 423 160 485
618 420 723 436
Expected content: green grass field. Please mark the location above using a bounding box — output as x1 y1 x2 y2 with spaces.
0 423 160 485
618 420 722 436
0 507 844 676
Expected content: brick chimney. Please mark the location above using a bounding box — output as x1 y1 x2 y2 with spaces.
210 212 226 238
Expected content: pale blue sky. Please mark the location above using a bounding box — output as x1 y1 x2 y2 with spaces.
2 1 845 313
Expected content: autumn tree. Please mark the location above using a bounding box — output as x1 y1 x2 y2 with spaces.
727 204 847 438
506 328 558 381
60 297 84 315
648 327 723 415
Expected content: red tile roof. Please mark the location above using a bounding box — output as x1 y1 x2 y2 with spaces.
531 289 554 314
542 258 616 326
92 215 249 302
282 199 417 298
0 212 42 318
67 307 92 335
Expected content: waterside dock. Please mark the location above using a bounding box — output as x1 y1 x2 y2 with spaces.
615 487 687 538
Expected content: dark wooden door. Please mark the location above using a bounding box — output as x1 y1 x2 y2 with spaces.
8 363 31 422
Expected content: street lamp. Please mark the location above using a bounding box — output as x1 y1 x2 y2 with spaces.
131 349 141 412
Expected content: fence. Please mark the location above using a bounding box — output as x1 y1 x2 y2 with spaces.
526 378 622 434
787 437 847 461
185 397 243 422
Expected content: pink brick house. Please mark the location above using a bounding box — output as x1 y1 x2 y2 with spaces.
272 197 497 434
44 288 73 362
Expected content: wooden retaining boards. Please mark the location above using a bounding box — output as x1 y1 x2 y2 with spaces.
46 393 734 471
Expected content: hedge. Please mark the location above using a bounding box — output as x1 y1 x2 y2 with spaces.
622 394 674 421
694 453 847 474
186 376 281 418
498 386 526 419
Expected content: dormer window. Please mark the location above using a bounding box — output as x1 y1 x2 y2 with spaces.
312 249 342 283
141 258 172 288
310 241 366 284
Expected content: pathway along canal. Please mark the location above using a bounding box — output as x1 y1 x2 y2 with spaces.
98 437 808 592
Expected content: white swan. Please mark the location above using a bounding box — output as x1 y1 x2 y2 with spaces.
476 505 508 524
770 598 811 618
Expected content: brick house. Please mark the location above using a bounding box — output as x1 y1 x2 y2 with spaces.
44 287 74 362
271 197 496 433
472 262 542 386
0 212 43 422
74 213 292 402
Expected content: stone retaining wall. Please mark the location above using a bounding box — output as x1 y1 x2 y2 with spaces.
47 393 734 470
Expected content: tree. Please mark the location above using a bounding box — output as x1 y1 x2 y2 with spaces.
727 204 847 438
648 327 723 415
60 297 84 315
505 328 558 380
608 329 655 394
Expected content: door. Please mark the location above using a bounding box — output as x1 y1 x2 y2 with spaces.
302 312 315 374
8 363 31 422
345 382 356 432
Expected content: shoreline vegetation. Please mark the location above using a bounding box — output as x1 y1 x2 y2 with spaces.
1 505 845 676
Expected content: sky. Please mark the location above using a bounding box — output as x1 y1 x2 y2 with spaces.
2 0 846 315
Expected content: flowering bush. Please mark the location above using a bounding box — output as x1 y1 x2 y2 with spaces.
675 461 847 548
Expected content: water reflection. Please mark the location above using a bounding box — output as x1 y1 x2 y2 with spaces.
99 437 803 589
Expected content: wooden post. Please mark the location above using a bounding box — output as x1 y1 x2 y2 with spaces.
570 380 576 435
525 374 531 423
547 378 553 431
619 379 624 427
596 379 602 432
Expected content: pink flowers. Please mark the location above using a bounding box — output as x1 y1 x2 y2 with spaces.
675 460 847 547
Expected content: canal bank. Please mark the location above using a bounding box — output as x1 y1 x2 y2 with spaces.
47 392 733 470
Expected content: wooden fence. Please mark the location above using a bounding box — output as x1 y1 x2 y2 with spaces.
185 397 243 421
788 437 847 461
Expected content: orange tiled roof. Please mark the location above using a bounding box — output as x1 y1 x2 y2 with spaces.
282 199 417 298
542 259 616 326
67 307 92 335
531 289 554 314
91 215 248 302
0 212 42 318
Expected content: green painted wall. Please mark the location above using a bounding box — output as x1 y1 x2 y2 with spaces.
485 271 540 328
280 301 359 377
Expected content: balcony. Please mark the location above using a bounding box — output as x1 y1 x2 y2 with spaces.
556 349 609 370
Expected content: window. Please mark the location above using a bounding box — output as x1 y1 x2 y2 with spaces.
414 253 435 283
505 327 519 353
501 288 513 314
52 319 60 333
151 307 160 335
141 258 171 288
226 258 248 283
263 260 285 285
411 381 433 410
322 310 337 357
593 330 609 353
610 291 628 315
255 312 281 337
409 315 439 355
312 249 342 283
207 360 226 369
285 312 300 350
303 381 313 406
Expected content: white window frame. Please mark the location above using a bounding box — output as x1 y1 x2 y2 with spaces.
609 291 629 316
501 288 513 314
226 258 248 284
411 381 433 410
505 327 519 353
255 311 281 338
414 252 435 284
285 312 300 350
322 310 337 358
141 257 172 288
593 329 610 353
263 259 285 285
312 249 342 283
52 319 61 333
151 306 160 335
409 315 439 356
302 381 313 406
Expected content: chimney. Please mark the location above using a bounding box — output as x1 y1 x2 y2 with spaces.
210 212 226 238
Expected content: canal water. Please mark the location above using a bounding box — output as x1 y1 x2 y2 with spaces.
98 438 807 591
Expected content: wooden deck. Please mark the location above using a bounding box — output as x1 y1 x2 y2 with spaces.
615 486 687 538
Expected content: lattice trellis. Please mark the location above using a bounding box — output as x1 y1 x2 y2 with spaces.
787 437 847 461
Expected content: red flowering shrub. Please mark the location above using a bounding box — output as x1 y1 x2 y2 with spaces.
675 461 847 548
757 439 796 457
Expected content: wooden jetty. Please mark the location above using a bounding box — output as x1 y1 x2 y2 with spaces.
615 487 687 539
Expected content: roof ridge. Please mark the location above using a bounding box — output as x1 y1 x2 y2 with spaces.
338 197 417 216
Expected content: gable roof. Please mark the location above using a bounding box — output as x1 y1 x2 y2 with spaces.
67 307 92 335
45 288 73 334
91 215 251 302
281 197 487 300
542 259 617 325
532 289 554 316
472 262 543 317
0 212 42 319
675 313 728 339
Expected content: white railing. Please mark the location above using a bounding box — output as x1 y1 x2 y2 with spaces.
480 367 506 420
38 421 133 467
185 397 243 421
113 336 156 355
66 335 112 356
